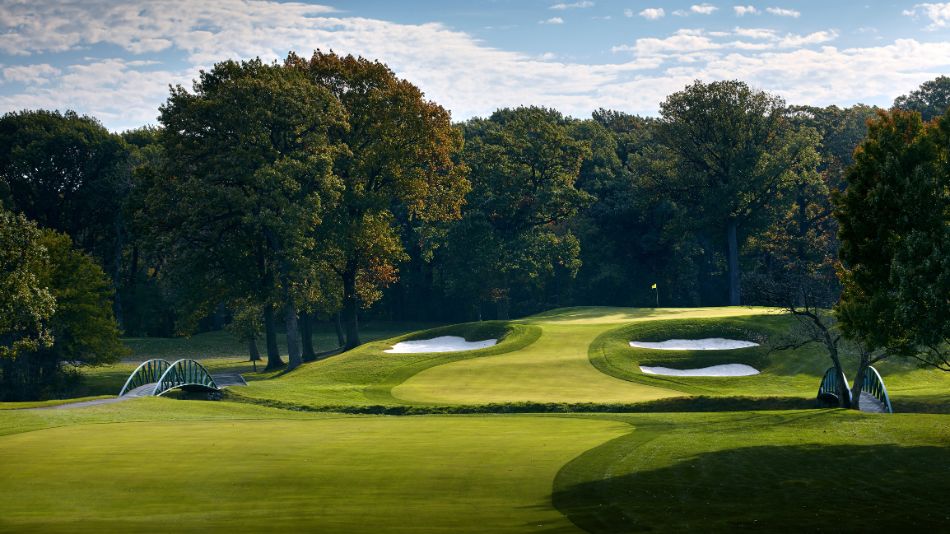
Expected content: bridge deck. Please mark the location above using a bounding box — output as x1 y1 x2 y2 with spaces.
858 392 887 413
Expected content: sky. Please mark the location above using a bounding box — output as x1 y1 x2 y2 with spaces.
1 0 949 131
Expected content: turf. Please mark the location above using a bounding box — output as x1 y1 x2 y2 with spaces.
392 307 777 405
553 410 950 532
233 321 543 408
1 306 947 532
588 314 950 410
0 400 627 533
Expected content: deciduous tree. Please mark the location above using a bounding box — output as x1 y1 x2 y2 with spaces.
654 80 820 305
149 58 345 369
288 51 469 348
835 109 950 388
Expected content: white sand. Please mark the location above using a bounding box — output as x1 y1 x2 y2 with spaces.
629 338 759 351
385 336 497 354
639 364 761 377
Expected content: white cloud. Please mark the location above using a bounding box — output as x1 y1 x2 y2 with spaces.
734 5 759 16
640 8 666 20
691 4 718 15
903 3 950 29
766 7 801 18
673 9 690 16
539 17 565 24
3 63 61 85
777 30 838 47
624 8 634 17
613 28 838 55
0 0 945 132
550 1 594 9
733 27 777 39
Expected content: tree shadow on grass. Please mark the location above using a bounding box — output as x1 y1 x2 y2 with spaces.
552 443 950 533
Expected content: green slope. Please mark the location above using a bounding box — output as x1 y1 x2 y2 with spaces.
0 401 626 533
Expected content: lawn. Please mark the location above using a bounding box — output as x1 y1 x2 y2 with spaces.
554 410 950 532
1 401 946 532
1 306 947 532
0 401 627 533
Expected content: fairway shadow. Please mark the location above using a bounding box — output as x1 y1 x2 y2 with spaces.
552 443 950 533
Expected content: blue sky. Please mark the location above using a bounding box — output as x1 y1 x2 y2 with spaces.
1 1 949 130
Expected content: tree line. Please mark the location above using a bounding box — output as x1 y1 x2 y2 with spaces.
1 51 947 400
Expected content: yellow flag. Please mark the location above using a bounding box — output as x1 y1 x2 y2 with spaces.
651 283 657 289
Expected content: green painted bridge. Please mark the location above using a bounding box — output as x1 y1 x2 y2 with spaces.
119 359 245 397
818 365 893 413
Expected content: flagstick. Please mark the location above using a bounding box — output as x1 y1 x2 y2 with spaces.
654 286 658 308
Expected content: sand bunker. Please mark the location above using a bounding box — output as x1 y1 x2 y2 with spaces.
639 364 760 377
385 336 497 354
629 338 758 351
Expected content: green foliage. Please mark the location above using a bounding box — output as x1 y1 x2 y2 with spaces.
0 217 123 400
146 57 347 369
835 109 950 369
0 209 54 359
650 80 822 305
0 110 130 276
286 51 470 347
35 231 126 366
443 107 591 317
894 75 950 121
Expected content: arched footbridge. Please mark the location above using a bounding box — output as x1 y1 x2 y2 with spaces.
817 365 893 413
119 359 247 397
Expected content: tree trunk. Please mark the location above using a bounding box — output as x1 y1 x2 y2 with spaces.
301 311 316 362
342 264 361 350
726 219 741 306
112 213 125 329
263 305 284 370
334 312 345 347
284 303 303 369
850 351 872 411
496 293 510 320
247 338 261 362
826 343 851 409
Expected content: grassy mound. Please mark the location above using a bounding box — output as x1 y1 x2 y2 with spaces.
391 307 780 406
233 321 542 409
589 315 950 411
589 316 826 396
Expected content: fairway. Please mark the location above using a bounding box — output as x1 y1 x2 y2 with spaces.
393 307 776 405
0 408 627 533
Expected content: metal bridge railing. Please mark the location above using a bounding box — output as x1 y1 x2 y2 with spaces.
860 366 893 413
153 359 219 397
118 359 171 396
817 367 852 406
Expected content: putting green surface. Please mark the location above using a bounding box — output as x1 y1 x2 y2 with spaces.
0 403 627 533
393 307 776 405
